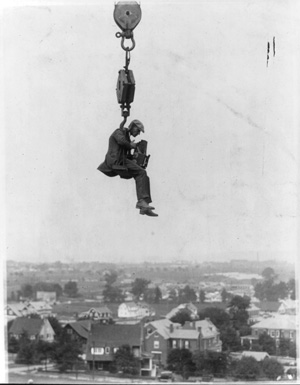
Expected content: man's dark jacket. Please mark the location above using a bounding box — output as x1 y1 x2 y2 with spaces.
97 128 135 178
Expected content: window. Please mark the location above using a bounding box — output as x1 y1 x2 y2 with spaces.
154 340 160 349
67 328 73 334
290 331 294 339
105 347 110 354
276 330 280 338
184 340 189 349
172 340 177 349
92 347 104 355
113 347 119 354
271 331 275 337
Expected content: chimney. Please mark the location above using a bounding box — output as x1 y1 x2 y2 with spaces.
169 324 174 333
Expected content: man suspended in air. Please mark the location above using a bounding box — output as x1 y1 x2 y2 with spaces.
98 119 158 217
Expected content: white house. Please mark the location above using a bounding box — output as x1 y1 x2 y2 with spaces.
118 302 155 319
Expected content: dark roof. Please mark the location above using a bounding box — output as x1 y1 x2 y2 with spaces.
9 317 44 336
257 301 280 312
65 320 91 339
86 324 141 361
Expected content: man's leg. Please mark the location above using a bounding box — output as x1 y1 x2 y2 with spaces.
125 160 152 204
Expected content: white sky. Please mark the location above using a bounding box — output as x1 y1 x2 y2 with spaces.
2 0 300 264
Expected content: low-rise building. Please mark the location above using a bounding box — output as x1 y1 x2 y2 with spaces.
85 323 155 377
241 314 297 348
8 317 55 343
77 306 113 323
118 302 155 319
165 303 198 320
143 318 222 368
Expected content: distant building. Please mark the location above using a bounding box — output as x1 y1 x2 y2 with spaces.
77 306 113 323
165 303 198 320
241 314 297 348
278 298 297 315
118 302 155 319
8 317 55 342
5 300 53 322
36 291 57 303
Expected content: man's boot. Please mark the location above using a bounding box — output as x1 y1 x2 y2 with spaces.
140 208 158 217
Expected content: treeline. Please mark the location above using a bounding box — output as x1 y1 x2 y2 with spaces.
166 348 296 381
9 280 79 301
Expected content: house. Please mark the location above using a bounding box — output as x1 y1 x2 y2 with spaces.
143 318 222 368
118 302 155 319
5 303 31 323
64 320 92 353
77 306 113 323
247 303 261 323
165 303 198 320
257 301 281 315
8 317 55 342
241 314 297 348
278 298 297 315
36 291 57 303
85 323 156 377
26 301 53 318
183 319 222 352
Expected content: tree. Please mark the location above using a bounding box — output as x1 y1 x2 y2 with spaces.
167 348 195 379
104 270 118 286
234 356 261 381
50 332 83 372
221 288 228 303
168 288 177 302
227 295 250 332
262 267 276 281
254 279 288 301
193 351 228 377
287 278 296 300
199 289 206 303
242 338 251 351
15 332 36 365
8 336 20 354
21 284 34 299
178 285 197 304
198 307 230 331
154 286 162 304
102 284 125 303
258 332 276 355
170 309 192 326
131 278 150 300
220 326 242 352
35 340 55 368
64 281 79 298
278 338 290 356
114 344 140 375
262 358 284 380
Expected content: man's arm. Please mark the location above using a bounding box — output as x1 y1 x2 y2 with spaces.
113 129 136 150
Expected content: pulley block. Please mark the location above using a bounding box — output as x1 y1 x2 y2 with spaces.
114 1 142 34
116 69 135 105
